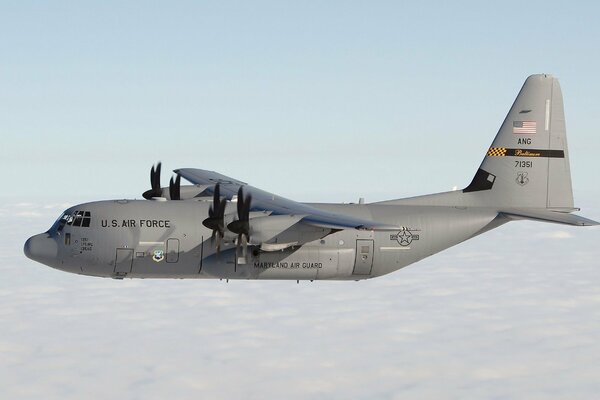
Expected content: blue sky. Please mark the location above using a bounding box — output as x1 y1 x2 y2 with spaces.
2 1 599 202
1 2 599 399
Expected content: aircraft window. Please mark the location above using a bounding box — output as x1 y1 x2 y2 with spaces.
73 211 84 227
83 211 91 227
59 210 92 228
57 214 69 232
65 233 71 246
82 215 91 227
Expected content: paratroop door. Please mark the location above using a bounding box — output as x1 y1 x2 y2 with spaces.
353 239 374 275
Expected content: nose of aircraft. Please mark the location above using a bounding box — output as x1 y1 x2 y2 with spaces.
24 233 58 266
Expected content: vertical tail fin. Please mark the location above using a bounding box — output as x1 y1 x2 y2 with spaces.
463 74 574 210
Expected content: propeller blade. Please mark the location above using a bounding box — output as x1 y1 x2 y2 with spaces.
203 183 227 255
217 197 227 217
214 183 221 211
237 186 244 220
229 186 252 260
241 232 247 258
243 194 252 220
153 162 162 192
143 162 163 199
169 174 181 200
216 233 222 255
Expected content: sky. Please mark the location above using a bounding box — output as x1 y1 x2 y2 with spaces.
1 1 599 399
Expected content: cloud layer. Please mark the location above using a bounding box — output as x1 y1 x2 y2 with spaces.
1 201 599 399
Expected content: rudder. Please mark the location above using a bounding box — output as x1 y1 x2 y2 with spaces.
463 74 574 210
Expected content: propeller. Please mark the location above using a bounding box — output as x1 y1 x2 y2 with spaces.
143 162 163 199
202 183 227 253
169 174 181 200
227 186 252 259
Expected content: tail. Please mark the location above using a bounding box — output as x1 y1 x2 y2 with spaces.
464 74 573 209
382 74 598 226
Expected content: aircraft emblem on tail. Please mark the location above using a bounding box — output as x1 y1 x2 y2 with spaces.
516 172 529 186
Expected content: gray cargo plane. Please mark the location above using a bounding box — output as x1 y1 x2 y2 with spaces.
24 74 598 280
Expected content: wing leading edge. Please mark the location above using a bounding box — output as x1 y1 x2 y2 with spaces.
175 168 400 231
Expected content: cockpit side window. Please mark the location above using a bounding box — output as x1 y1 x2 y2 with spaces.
57 214 70 232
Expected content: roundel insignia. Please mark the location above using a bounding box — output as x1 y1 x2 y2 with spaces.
390 228 420 247
397 229 413 246
152 249 165 262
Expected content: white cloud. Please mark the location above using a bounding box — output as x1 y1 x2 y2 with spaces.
1 201 599 399
42 203 72 210
14 202 36 208
536 230 574 239
14 210 43 217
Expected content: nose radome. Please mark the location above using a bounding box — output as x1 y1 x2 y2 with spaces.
24 233 58 266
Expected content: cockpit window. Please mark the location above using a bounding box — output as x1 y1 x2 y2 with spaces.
73 211 84 226
56 214 70 232
82 211 91 227
56 210 92 232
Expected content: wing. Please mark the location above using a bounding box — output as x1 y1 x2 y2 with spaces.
175 168 400 231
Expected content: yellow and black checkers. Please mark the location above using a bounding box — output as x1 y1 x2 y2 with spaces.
487 147 565 158
487 147 507 157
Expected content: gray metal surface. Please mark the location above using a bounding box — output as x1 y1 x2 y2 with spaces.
353 239 374 275
24 74 598 281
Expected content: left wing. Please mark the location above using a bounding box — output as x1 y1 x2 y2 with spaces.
175 168 400 231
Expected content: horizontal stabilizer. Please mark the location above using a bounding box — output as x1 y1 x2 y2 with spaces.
500 208 599 226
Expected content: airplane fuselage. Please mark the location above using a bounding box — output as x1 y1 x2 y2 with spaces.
25 199 503 280
24 76 597 279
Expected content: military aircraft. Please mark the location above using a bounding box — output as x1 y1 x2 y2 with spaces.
24 74 598 280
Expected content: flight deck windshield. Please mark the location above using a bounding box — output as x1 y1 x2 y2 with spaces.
51 211 93 233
